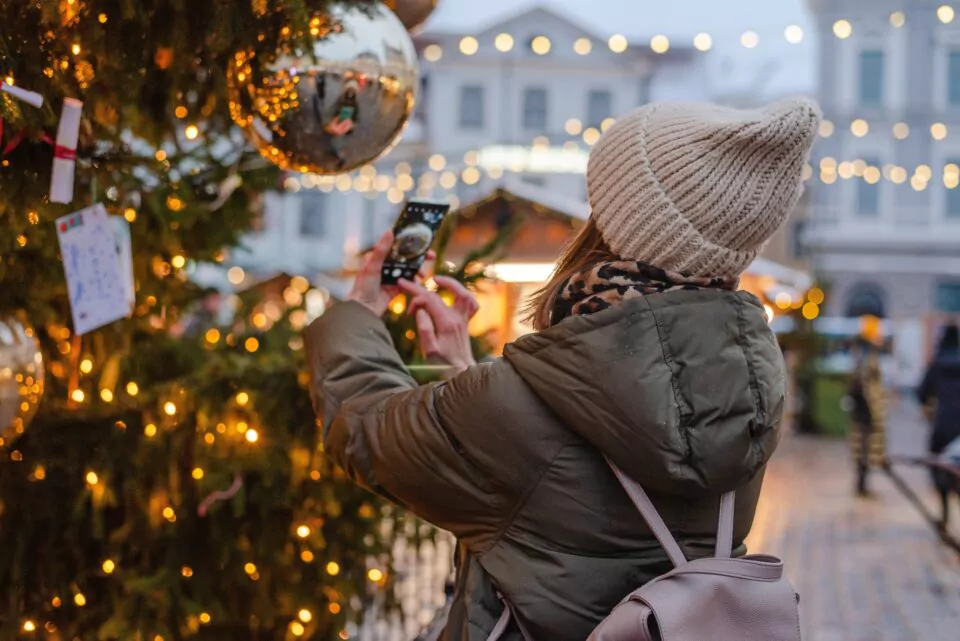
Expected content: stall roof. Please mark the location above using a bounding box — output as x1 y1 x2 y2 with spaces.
451 181 812 292
458 176 590 221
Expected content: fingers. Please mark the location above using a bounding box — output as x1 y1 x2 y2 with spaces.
418 250 437 281
362 231 394 275
400 276 479 323
415 309 440 358
433 275 480 320
399 280 449 321
407 292 454 328
432 275 470 297
398 277 428 296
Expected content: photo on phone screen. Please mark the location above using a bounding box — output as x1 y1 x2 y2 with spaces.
381 199 450 286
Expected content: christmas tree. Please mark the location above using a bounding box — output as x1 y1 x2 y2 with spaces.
0 1 512 639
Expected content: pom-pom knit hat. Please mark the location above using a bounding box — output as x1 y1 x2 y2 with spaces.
586 98 822 277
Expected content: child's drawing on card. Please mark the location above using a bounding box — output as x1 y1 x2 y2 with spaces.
55 204 133 336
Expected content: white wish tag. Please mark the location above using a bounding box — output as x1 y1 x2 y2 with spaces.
55 203 131 336
109 215 135 308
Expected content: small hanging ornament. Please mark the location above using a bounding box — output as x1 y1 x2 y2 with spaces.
384 0 441 34
227 1 419 175
0 81 44 108
49 98 83 204
251 0 268 17
0 312 45 449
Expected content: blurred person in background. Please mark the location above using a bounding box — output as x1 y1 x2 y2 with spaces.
304 99 820 640
918 323 960 530
848 315 888 497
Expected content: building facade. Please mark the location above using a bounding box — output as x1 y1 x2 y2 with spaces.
804 0 960 365
230 6 709 287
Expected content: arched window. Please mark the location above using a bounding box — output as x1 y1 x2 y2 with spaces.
845 282 887 318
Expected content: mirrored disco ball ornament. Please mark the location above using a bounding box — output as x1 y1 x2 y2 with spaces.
0 313 45 448
385 0 441 33
228 2 419 175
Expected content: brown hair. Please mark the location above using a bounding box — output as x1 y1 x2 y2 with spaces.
523 218 620 331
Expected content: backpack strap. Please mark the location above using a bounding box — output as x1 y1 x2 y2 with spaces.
486 592 534 641
605 457 737 566
605 457 688 567
715 491 736 558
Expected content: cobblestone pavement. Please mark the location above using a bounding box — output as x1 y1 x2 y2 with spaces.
745 394 960 641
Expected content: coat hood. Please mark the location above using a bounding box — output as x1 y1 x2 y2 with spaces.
503 289 785 497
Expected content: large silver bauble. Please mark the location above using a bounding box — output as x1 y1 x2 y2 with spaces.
385 0 441 33
228 2 419 175
0 312 44 448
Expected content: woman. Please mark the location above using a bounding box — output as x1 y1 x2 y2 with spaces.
306 99 820 640
324 79 360 137
918 324 960 529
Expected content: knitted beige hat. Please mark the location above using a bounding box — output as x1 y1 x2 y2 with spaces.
587 98 821 277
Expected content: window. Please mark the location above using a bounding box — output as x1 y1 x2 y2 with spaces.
937 283 960 312
947 158 960 218
587 90 612 128
949 51 960 106
846 282 887 318
522 87 548 131
459 85 484 129
858 50 884 107
856 157 881 215
790 220 806 260
299 192 328 237
362 197 377 248
250 195 266 233
415 74 429 120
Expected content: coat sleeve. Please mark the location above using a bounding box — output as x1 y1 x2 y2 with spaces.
917 362 939 407
304 301 512 543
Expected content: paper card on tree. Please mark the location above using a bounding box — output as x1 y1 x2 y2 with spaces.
109 216 135 308
56 204 132 336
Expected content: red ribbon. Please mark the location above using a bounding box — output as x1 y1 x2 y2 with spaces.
0 126 73 159
54 145 76 161
0 123 24 157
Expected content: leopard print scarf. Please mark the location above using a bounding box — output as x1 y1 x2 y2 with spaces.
552 261 738 324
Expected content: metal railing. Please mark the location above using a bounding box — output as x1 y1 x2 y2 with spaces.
349 519 456 641
886 457 960 555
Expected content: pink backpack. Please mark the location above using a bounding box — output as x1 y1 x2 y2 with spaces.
488 459 802 641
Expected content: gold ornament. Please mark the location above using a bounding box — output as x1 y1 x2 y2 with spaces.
384 0 441 33
228 2 419 175
0 313 45 448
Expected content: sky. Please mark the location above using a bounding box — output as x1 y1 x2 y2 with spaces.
422 0 818 99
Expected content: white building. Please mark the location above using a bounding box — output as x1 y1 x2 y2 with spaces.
229 5 713 290
802 0 960 383
215 2 822 330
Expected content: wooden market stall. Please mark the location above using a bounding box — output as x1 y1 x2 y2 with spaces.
446 180 813 354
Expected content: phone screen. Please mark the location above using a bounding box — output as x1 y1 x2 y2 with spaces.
381 199 450 286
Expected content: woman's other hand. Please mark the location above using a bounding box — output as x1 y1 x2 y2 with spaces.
400 276 479 374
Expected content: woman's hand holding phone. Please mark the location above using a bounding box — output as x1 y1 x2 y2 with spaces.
348 231 434 316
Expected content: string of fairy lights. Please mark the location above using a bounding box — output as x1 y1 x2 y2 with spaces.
419 5 958 62
274 144 960 207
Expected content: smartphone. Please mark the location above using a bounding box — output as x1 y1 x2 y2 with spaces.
381 198 450 286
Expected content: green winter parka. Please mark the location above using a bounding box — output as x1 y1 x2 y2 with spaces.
305 287 785 641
